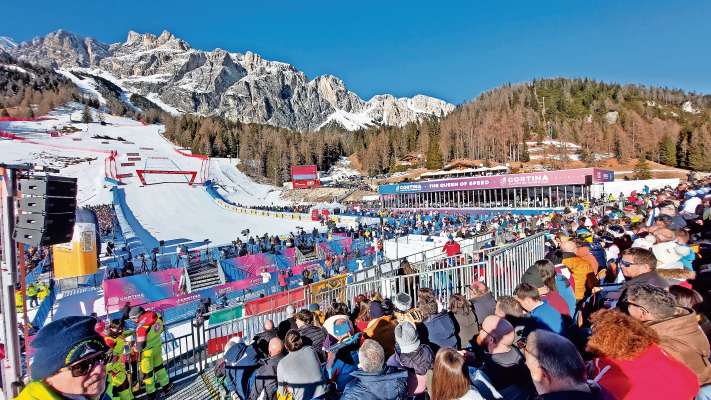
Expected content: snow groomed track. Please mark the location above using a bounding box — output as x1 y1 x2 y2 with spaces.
0 106 323 247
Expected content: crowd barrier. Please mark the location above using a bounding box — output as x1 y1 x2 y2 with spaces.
484 232 546 297
111 227 548 390
54 272 103 291
212 197 312 222
351 232 498 284
155 231 546 385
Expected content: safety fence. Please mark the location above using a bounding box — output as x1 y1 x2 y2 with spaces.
154 233 545 386
160 293 308 383
351 232 499 284
484 232 546 297
30 284 56 330
54 271 104 291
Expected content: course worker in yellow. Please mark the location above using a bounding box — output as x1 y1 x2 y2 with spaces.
129 306 171 398
17 315 110 400
103 320 135 400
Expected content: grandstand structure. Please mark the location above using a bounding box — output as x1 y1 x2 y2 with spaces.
379 167 614 210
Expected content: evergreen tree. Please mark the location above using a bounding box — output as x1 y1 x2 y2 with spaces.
614 133 624 161
519 139 530 162
81 105 93 123
633 156 652 180
425 134 444 170
688 137 705 171
579 146 593 164
658 135 676 166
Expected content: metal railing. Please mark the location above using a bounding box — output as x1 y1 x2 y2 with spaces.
484 232 546 297
351 242 504 285
388 231 495 265
346 261 487 308
54 271 104 291
162 328 201 382
154 233 546 387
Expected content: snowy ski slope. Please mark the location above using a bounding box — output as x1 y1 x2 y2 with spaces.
0 105 322 246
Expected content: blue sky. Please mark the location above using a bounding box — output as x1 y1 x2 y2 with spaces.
4 1 710 104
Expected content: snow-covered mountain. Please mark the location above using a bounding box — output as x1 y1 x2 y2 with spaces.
6 30 455 131
0 36 18 52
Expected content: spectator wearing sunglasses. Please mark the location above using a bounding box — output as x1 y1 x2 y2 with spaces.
622 284 711 391
18 315 110 400
618 248 669 292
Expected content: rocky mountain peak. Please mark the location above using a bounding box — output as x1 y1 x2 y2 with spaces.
124 30 189 51
6 29 455 131
0 36 17 52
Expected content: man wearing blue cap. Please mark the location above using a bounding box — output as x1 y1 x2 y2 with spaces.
18 316 110 400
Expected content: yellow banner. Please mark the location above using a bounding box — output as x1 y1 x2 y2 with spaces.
309 274 347 304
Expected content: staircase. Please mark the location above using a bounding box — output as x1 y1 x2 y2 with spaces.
296 245 323 265
186 262 222 291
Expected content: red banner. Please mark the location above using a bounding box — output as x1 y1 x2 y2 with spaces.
207 332 242 357
245 287 306 316
291 165 320 188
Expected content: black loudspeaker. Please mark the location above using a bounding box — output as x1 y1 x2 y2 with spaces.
14 175 77 246
585 175 593 185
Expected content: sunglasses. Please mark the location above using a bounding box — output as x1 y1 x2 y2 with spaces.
618 260 636 268
66 351 112 377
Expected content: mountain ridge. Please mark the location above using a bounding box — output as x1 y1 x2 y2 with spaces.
5 29 455 131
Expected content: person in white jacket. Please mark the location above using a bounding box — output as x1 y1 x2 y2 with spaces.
651 228 689 270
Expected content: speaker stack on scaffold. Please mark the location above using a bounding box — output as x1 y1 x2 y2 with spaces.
13 175 78 246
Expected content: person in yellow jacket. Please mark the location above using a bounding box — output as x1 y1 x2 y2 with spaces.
129 307 171 398
15 289 24 312
37 282 50 302
103 323 134 400
27 283 39 308
17 316 110 400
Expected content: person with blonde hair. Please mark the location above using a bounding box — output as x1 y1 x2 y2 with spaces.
430 348 484 400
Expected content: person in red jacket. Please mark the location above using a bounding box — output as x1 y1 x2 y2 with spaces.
587 309 699 400
443 234 461 258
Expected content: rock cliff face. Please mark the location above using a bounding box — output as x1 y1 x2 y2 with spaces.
8 30 455 131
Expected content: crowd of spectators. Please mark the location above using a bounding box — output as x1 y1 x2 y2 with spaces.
86 204 115 238
214 178 711 400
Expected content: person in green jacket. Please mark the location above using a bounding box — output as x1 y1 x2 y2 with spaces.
104 333 134 400
37 282 50 302
17 316 110 400
27 283 39 308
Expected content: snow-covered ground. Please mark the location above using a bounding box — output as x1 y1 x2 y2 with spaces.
320 157 361 183
56 69 107 106
318 109 373 130
0 105 321 246
209 158 287 206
